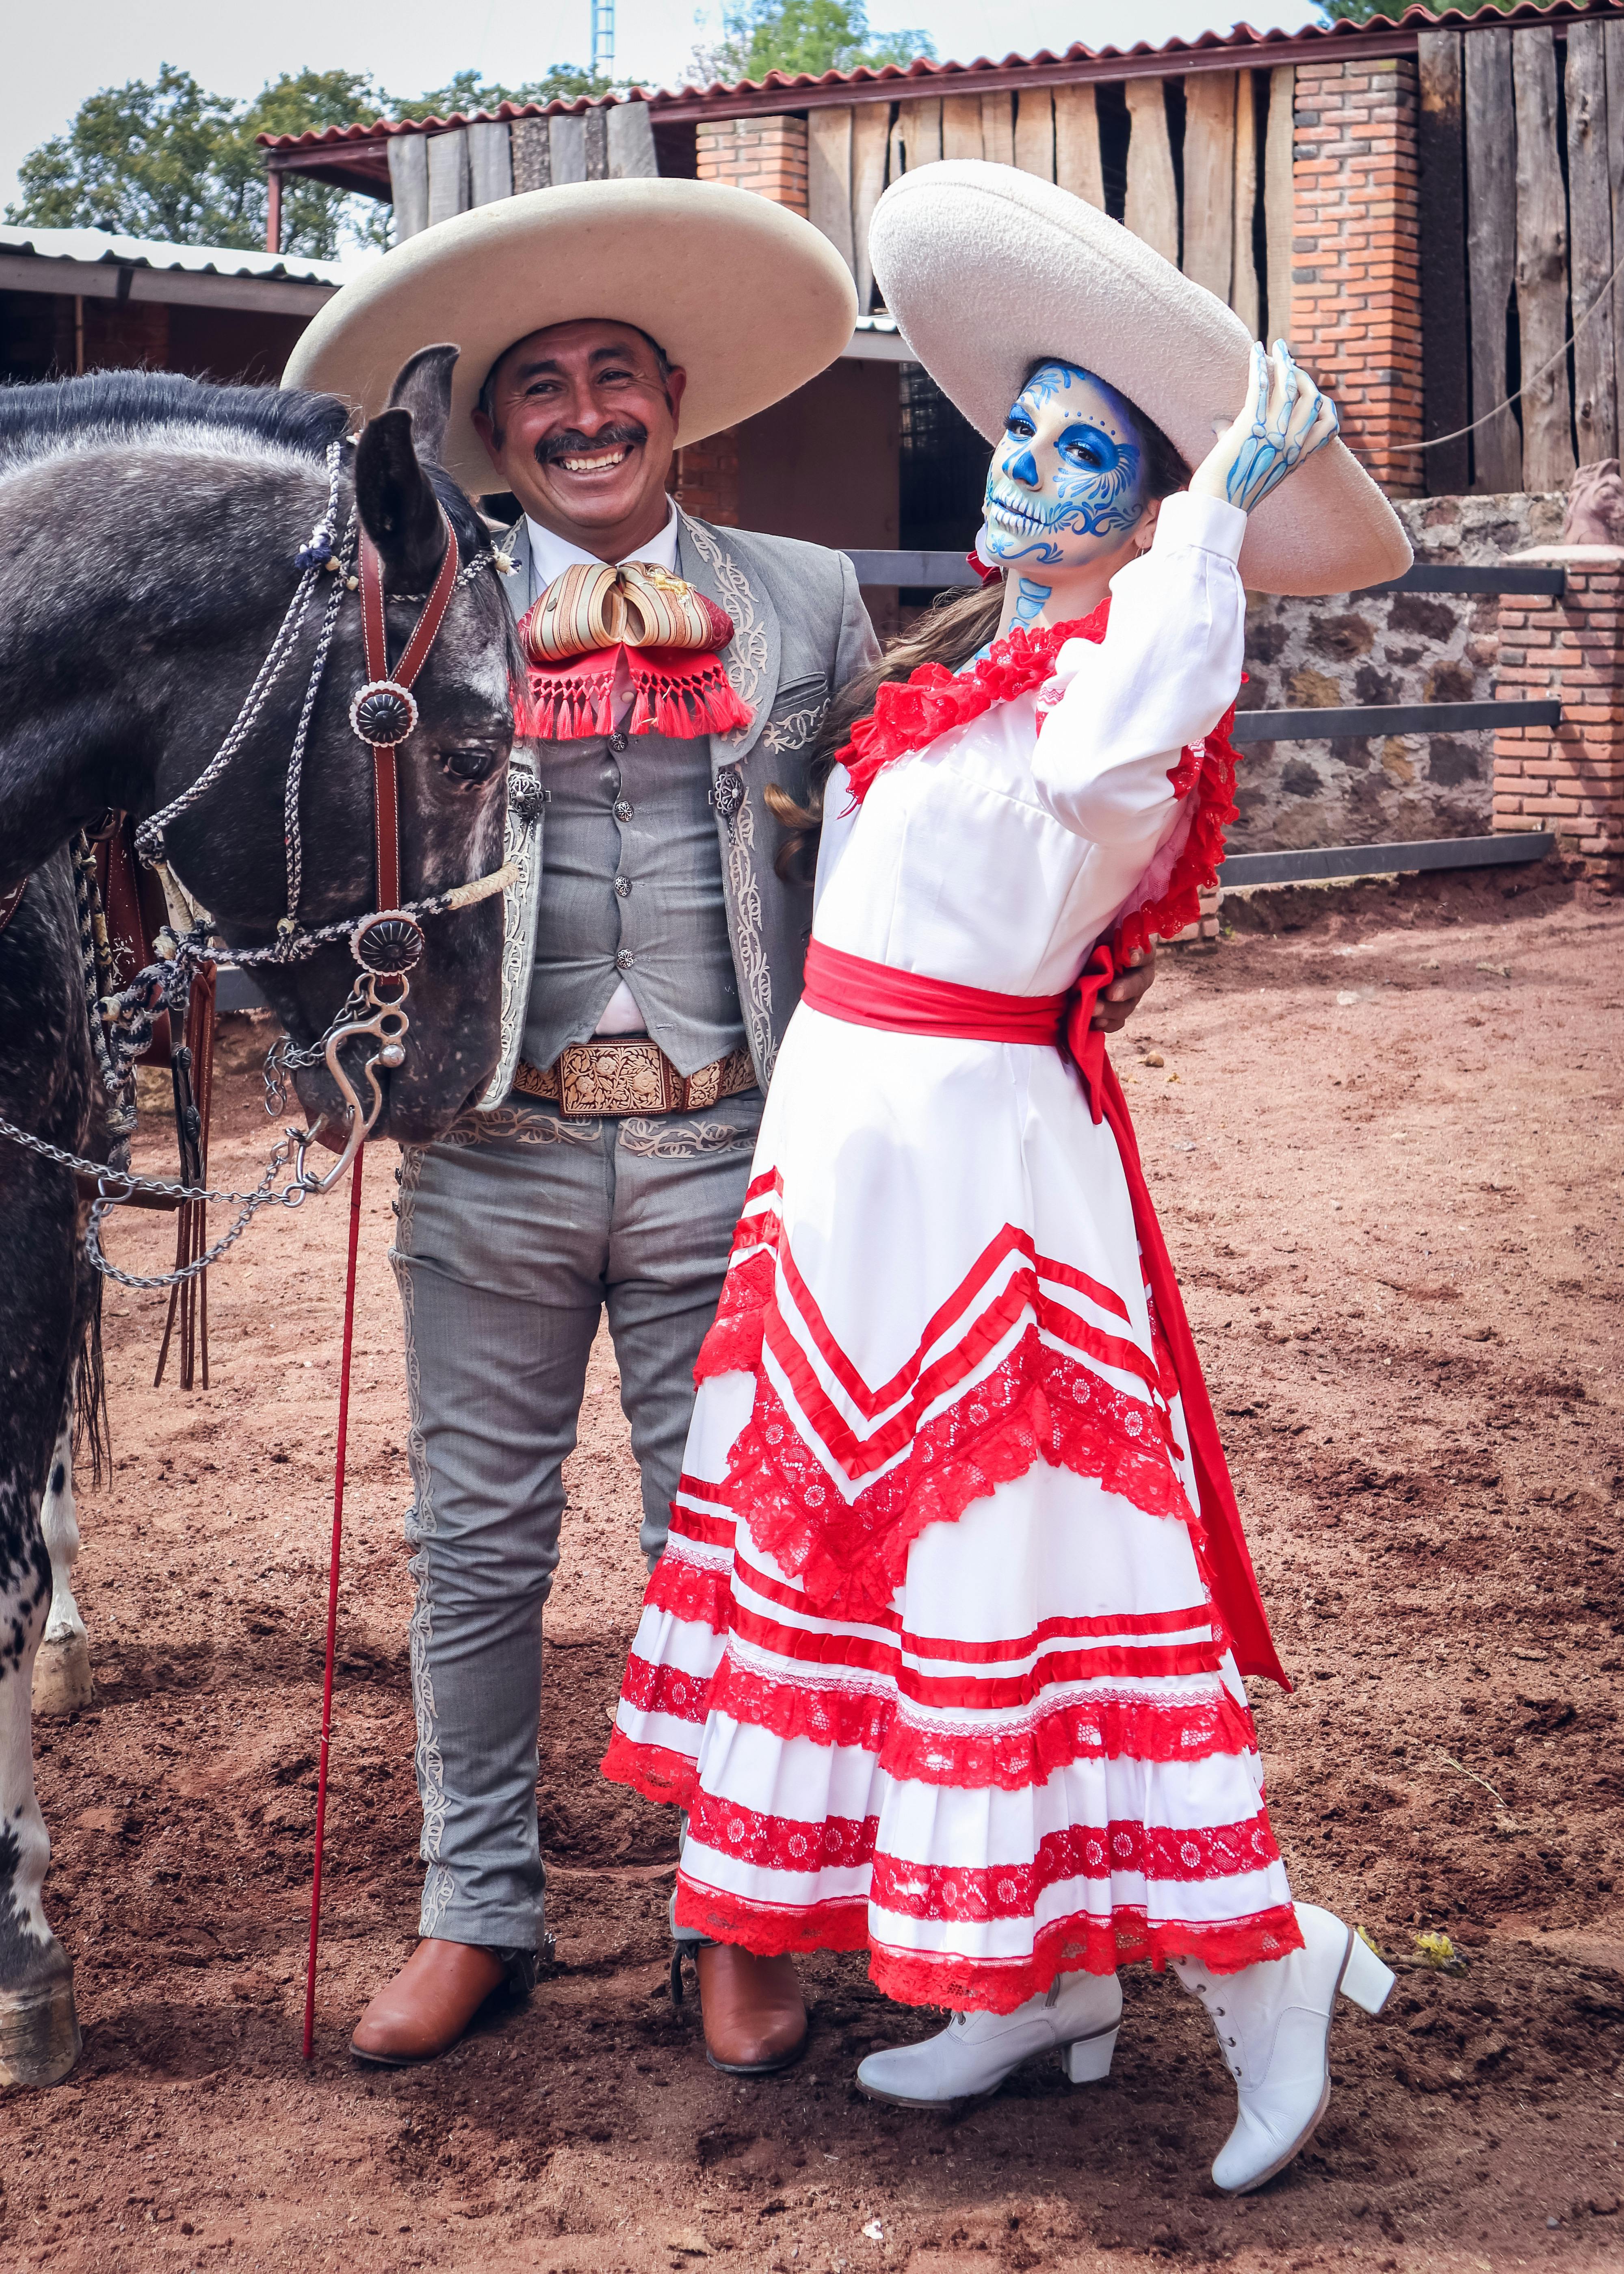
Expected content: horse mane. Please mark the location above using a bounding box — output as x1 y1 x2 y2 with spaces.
0 369 352 469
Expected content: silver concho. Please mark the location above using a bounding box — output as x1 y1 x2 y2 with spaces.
350 679 420 747
352 911 426 975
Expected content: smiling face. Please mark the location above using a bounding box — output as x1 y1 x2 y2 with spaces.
981 361 1151 572
471 317 687 559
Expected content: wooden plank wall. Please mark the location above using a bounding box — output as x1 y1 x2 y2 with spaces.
818 72 1285 341
1425 23 1618 494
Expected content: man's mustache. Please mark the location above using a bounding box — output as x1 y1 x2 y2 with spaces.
535 422 649 466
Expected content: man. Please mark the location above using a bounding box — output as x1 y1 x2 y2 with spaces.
284 178 1154 2075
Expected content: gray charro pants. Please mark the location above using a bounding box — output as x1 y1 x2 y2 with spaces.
390 1088 762 1951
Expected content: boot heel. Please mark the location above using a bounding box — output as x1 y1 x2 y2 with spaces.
1059 2025 1118 2085
1339 1931 1395 2016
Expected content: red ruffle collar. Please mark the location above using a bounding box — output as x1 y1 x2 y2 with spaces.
831 596 1241 960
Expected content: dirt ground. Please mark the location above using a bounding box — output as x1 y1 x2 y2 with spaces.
6 861 1623 2274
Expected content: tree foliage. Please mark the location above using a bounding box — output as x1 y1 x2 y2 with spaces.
1319 0 1511 20
699 0 935 82
4 59 610 259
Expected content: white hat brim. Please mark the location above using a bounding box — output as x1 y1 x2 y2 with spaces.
870 162 1412 597
284 179 858 497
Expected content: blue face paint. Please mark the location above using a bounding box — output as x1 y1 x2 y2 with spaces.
978 361 1150 576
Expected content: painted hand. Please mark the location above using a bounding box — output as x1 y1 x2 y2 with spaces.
1191 341 1338 515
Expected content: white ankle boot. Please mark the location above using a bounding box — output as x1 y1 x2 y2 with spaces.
1174 1904 1395 2194
855 1970 1122 2107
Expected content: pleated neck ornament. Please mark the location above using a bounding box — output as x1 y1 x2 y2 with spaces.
518 558 751 741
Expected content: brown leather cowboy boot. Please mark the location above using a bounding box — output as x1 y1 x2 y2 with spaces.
694 1944 808 2075
350 1939 520 2066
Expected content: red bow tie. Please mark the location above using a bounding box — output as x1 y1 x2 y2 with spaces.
518 560 750 742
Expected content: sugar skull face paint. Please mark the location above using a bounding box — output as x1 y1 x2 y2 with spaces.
980 361 1149 576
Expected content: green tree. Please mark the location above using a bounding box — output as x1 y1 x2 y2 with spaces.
1319 0 1510 19
705 0 935 80
394 66 611 121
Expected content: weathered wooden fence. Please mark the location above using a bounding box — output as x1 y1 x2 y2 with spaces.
1420 17 1624 494
816 70 1299 349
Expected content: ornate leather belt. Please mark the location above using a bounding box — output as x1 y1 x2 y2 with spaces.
514 1038 756 1119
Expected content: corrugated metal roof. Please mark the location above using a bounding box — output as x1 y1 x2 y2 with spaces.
0 225 359 285
258 2 1624 149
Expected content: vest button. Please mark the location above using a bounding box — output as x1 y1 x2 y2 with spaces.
615 948 634 971
613 799 634 823
608 730 630 754
614 875 632 898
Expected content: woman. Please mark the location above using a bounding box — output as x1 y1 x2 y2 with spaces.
603 163 1412 2194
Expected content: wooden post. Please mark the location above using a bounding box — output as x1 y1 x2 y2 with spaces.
1014 87 1055 181
1124 80 1179 264
427 128 471 226
266 165 282 256
1418 28 1471 495
1231 70 1260 337
607 98 659 179
1264 64 1295 345
550 115 587 185
1465 27 1521 492
891 98 941 178
1568 23 1619 465
942 93 983 161
387 134 430 242
1513 26 1576 491
980 92 1015 169
468 121 513 208
808 106 855 277
1607 25 1624 452
511 117 551 193
852 103 890 314
1055 85 1104 208
1183 71 1235 303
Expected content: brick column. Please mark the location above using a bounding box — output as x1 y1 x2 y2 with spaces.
672 430 741 528
696 115 809 215
1291 54 1423 498
1494 547 1624 889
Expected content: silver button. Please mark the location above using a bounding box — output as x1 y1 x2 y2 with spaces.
613 799 633 823
615 949 634 971
614 875 632 899
608 730 629 754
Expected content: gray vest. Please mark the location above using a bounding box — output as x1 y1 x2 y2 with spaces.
522 721 743 1076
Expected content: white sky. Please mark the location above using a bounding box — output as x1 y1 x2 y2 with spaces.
3 3 1321 226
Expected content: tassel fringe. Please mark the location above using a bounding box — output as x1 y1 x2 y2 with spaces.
525 644 751 743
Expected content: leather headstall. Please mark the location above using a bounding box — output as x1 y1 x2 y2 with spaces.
349 518 461 916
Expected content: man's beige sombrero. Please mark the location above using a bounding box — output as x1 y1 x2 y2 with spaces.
285 178 857 497
870 161 1410 596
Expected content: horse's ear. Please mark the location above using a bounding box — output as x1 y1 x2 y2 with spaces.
355 406 444 590
386 343 459 469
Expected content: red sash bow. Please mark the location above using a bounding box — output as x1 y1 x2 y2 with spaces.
799 937 1288 1689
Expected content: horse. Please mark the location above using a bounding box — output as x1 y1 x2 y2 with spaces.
0 345 522 2090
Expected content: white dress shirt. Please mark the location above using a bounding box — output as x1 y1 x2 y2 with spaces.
526 503 682 1038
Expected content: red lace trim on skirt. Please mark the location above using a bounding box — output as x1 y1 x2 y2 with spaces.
704 1652 1257 1789
643 1551 732 1635
701 1311 1197 1626
672 1881 1304 2010
601 1725 698 1811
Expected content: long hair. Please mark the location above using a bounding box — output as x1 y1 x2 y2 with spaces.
765 391 1191 883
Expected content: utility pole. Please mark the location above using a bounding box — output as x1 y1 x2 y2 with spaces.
591 0 615 78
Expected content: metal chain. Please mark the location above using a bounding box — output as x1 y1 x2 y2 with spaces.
85 1133 309 1292
0 1109 313 1210
69 831 138 1137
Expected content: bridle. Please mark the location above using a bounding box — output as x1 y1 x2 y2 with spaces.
0 437 515 1280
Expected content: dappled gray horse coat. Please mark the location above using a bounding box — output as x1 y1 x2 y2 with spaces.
391 512 879 1952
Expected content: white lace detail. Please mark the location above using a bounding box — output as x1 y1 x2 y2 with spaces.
475 749 546 1112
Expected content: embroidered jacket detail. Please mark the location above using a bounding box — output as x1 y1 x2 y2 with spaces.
476 752 547 1111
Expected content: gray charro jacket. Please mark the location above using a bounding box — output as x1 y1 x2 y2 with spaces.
476 507 880 1109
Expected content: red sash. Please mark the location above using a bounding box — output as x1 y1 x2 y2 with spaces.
800 938 1288 1689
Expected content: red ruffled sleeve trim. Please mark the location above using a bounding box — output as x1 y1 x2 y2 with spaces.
1113 703 1242 961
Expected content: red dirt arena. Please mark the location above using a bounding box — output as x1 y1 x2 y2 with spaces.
8 863 1622 2274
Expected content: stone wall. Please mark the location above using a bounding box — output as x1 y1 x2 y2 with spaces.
1231 490 1567 853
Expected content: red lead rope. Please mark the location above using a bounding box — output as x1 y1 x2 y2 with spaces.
303 1151 366 2059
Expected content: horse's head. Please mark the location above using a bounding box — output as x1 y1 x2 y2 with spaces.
165 349 521 1148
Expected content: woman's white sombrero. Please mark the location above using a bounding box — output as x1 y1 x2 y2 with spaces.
284 178 857 498
870 161 1411 596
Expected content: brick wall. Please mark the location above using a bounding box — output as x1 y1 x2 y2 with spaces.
1494 550 1624 888
695 115 808 216
672 429 741 528
1291 55 1423 499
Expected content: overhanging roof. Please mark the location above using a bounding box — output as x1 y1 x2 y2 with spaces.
0 226 357 313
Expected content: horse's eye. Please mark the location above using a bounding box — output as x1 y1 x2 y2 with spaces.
441 747 497 782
